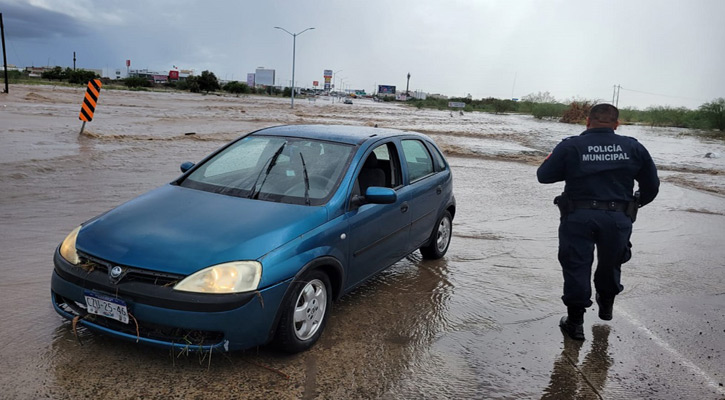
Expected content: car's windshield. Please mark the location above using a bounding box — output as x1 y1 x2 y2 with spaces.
179 135 354 205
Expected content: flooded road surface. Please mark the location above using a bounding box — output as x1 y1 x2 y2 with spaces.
1 85 724 399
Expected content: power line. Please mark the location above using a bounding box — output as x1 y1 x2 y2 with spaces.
618 86 706 103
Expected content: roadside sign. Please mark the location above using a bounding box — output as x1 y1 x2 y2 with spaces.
448 101 466 108
78 79 102 135
79 79 102 122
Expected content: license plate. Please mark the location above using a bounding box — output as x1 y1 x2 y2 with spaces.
84 290 129 324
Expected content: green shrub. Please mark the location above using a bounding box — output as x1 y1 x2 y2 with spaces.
180 76 201 93
124 76 152 88
492 99 517 114
223 81 250 94
7 70 24 83
66 68 100 84
644 106 691 128
698 98 725 131
532 103 566 119
41 66 65 81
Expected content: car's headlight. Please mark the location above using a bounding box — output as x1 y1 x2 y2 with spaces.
174 261 262 294
59 226 81 265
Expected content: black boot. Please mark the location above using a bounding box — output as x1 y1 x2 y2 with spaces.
596 294 614 321
559 307 585 340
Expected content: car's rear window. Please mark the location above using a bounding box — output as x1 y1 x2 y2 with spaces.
180 135 354 205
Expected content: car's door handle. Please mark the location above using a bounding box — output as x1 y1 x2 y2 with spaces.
436 185 442 195
400 202 409 213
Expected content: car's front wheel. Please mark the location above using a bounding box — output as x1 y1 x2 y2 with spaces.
420 210 452 259
274 270 331 353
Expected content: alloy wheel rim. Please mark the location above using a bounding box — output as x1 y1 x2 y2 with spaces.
436 217 451 253
293 278 327 341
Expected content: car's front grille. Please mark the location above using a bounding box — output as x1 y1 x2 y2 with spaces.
78 253 183 287
54 294 225 347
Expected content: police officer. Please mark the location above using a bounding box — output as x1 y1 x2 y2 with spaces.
537 103 659 340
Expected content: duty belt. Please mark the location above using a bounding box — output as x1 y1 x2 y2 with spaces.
572 200 628 212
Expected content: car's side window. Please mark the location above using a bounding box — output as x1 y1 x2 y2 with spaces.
355 142 401 196
372 143 402 188
401 139 434 182
429 144 448 171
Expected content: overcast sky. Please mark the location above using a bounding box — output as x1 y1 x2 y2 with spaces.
1 0 723 109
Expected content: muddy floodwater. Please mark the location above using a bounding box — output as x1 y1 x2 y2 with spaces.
1 85 724 399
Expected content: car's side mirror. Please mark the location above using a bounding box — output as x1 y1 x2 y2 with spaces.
180 161 195 173
363 187 396 204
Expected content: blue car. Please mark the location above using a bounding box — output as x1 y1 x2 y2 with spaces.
51 124 455 353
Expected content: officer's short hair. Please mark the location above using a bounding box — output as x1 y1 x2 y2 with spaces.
589 104 619 123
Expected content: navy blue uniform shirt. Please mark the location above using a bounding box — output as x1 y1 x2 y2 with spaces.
537 127 660 206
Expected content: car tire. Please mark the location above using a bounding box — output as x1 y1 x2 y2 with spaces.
274 270 332 353
420 210 452 260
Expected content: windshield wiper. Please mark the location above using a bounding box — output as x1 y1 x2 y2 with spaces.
248 142 286 199
299 153 311 205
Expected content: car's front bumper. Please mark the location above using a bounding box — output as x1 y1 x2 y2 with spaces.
51 249 291 352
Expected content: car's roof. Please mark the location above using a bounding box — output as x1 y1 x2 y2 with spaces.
251 124 429 145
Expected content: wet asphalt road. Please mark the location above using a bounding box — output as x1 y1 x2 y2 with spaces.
0 86 723 399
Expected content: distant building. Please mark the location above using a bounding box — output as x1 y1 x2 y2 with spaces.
25 66 48 77
129 69 157 81
411 90 427 100
255 67 275 86
4 64 22 72
111 68 126 80
127 68 192 83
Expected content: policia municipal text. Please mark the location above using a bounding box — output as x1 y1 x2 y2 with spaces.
537 103 660 340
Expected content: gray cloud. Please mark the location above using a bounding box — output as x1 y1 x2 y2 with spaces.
1 0 723 109
1 2 90 39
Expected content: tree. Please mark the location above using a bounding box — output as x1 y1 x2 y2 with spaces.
179 76 201 93
223 81 250 94
523 91 557 103
66 68 99 84
698 98 725 131
197 70 220 93
492 99 516 114
41 66 65 81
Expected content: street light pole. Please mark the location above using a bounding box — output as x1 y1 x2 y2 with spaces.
274 26 315 109
333 69 342 94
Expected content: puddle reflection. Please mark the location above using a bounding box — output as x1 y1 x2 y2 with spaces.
542 324 613 399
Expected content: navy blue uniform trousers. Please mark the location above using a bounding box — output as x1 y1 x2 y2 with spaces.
558 208 632 308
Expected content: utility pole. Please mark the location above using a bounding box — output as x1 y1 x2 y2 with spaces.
616 85 621 107
1 13 8 94
73 52 76 70
406 72 411 96
612 84 621 107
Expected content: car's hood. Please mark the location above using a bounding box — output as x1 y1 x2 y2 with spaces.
76 184 327 275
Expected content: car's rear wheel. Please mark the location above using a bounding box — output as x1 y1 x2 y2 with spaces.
274 270 331 353
420 210 452 259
